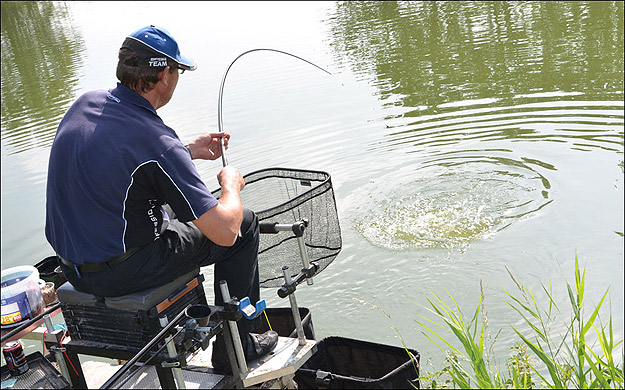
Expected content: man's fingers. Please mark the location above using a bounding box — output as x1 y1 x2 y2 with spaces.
216 133 230 149
208 132 230 139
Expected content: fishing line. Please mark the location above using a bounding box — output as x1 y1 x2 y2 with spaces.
216 48 333 167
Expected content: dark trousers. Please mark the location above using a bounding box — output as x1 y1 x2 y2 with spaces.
60 208 261 335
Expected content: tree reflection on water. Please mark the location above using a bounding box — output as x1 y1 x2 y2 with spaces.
1 1 84 154
326 1 624 113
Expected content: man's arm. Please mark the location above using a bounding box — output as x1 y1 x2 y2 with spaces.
192 166 244 246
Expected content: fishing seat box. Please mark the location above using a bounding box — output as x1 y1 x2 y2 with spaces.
56 268 206 350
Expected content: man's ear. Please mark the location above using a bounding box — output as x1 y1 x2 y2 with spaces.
158 66 170 84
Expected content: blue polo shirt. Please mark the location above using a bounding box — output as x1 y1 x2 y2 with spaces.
45 83 218 264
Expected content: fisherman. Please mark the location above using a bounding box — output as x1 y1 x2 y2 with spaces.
44 25 277 372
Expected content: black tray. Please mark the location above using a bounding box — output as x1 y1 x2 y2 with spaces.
1 351 69 389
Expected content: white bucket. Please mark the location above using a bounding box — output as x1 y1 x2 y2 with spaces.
1 266 44 326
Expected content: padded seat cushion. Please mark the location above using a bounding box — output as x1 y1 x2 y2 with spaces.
57 268 200 311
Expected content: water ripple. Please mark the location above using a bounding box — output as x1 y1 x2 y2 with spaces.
352 97 625 251
376 100 624 155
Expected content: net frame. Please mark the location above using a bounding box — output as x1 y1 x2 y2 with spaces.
213 167 342 287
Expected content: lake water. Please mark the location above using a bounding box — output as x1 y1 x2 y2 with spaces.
2 1 623 373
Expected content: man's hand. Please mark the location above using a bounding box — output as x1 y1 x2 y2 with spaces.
217 165 245 192
187 132 230 160
192 165 245 247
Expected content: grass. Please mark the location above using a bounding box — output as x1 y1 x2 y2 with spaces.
414 254 624 389
359 254 623 388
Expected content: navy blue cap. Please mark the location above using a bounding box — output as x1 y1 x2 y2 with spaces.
123 25 196 71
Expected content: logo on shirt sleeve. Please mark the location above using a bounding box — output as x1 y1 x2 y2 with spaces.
106 93 121 103
147 199 161 240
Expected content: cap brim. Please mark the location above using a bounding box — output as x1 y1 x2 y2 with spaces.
176 55 197 71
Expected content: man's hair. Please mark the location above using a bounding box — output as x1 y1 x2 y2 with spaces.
116 47 177 93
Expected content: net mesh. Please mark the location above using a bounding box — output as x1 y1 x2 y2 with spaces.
213 168 342 287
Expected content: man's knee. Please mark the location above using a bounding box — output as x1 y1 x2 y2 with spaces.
241 208 259 236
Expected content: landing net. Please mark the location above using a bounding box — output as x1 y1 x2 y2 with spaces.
213 168 342 287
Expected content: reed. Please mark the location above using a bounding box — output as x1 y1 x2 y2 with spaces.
354 254 620 389
413 254 623 389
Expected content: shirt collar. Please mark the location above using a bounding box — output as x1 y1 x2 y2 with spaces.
109 83 157 115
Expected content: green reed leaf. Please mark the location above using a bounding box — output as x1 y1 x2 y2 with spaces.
582 290 608 337
512 325 564 388
583 347 610 389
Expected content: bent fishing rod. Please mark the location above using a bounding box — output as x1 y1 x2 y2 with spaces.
216 48 333 167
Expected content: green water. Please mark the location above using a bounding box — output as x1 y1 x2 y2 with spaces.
1 1 623 371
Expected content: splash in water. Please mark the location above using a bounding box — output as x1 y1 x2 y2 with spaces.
355 164 550 250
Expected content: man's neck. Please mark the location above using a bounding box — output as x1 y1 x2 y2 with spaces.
139 88 163 110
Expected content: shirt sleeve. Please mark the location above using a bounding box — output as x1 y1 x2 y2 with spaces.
151 143 218 222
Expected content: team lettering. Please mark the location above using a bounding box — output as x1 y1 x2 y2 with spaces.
149 57 167 67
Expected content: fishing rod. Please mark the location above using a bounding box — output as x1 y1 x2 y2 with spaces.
216 48 333 167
